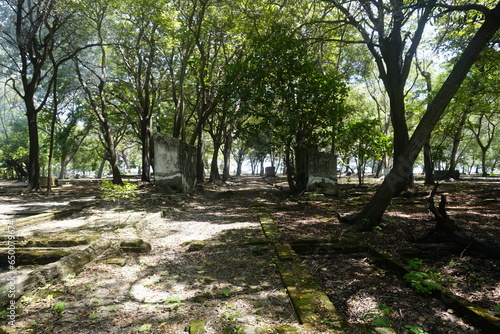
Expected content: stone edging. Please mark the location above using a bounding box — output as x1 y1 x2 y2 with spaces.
257 213 347 333
0 239 111 308
11 202 94 229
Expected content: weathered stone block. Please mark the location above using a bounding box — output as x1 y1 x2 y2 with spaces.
434 170 460 180
154 133 197 192
40 176 58 187
307 152 338 196
265 167 276 177
120 239 152 253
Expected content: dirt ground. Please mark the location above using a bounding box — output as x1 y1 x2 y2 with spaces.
1 176 499 333
272 176 500 333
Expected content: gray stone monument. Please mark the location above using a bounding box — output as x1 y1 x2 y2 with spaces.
153 133 197 192
307 151 338 196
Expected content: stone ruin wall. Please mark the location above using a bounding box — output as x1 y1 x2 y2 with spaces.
153 133 197 192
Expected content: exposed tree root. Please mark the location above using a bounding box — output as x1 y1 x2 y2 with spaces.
427 183 500 259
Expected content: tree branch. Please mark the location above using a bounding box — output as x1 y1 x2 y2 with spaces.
436 3 490 15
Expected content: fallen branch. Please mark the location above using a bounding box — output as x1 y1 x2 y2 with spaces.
427 184 500 259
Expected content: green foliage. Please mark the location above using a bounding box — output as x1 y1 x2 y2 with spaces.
361 302 393 327
407 258 424 271
53 302 69 313
361 312 393 327
403 258 444 295
223 22 348 184
164 296 183 310
403 272 441 295
377 303 392 315
89 312 100 318
337 118 391 185
138 323 152 332
405 325 429 334
0 118 29 179
218 288 231 297
100 180 137 201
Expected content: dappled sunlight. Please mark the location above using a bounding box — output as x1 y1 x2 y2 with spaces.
345 292 378 324
3 177 499 333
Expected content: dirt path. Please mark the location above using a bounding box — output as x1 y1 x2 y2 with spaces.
2 176 499 333
1 177 304 334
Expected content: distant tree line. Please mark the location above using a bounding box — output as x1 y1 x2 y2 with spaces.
1 0 499 226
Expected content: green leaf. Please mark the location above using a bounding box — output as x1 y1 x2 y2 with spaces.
218 288 231 297
164 296 181 304
53 302 69 312
138 323 152 332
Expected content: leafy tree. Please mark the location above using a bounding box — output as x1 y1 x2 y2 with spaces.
1 0 100 189
226 24 347 192
0 118 29 179
110 0 174 182
73 0 124 185
350 1 500 229
323 0 437 191
468 112 499 176
1 0 59 190
338 119 391 185
231 138 249 176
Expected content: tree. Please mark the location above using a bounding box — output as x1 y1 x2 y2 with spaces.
110 0 173 182
51 100 91 179
468 112 499 176
323 0 437 191
348 1 500 230
338 119 391 185
231 138 249 176
0 71 28 179
73 0 123 185
0 118 29 180
1 0 58 190
226 24 347 192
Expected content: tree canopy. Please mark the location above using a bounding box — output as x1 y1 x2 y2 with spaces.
1 0 500 224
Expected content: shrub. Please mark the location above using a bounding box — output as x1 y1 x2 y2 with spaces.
100 180 137 201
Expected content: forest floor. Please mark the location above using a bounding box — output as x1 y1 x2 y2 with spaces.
0 175 499 333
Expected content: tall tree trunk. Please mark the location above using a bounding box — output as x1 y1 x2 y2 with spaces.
294 144 309 193
284 146 296 193
416 62 435 185
97 157 107 179
209 141 221 182
222 126 233 182
102 122 123 185
26 106 40 190
47 87 57 193
481 148 489 177
423 139 435 185
350 3 500 229
58 156 68 179
384 63 413 191
236 158 243 176
448 111 469 177
141 116 153 182
196 131 205 183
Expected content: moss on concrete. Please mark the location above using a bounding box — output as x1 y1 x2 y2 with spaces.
188 319 205 334
258 213 346 333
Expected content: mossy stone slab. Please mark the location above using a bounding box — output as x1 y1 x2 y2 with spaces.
120 239 152 253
